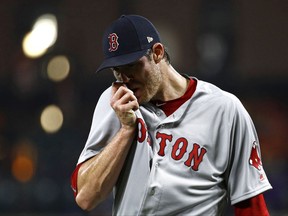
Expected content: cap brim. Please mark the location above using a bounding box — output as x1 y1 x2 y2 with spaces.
96 49 148 73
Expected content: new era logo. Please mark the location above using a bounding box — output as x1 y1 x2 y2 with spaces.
147 36 153 43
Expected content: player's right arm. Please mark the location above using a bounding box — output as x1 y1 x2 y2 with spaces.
75 83 139 211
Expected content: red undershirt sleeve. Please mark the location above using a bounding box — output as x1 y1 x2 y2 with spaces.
71 163 83 198
234 194 270 216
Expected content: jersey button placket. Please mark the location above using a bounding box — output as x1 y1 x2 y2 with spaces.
150 163 159 196
156 110 161 117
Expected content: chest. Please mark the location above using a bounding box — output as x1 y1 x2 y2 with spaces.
138 104 231 177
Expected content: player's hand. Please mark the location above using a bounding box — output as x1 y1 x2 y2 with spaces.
110 82 139 128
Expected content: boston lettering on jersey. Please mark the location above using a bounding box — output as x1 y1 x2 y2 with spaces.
137 118 207 171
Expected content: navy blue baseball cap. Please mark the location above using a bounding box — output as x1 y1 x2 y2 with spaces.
96 15 161 73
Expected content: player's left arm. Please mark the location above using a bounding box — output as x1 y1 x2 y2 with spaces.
234 193 270 216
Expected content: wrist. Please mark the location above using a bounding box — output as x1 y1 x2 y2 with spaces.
121 124 137 133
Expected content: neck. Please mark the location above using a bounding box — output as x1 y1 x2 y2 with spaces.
154 64 188 102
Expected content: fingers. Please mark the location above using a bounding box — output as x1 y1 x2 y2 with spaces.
114 95 138 111
112 84 131 104
111 81 125 95
111 83 138 108
110 82 139 127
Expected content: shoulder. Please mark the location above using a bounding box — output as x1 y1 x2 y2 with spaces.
99 86 112 101
192 78 250 122
194 79 242 108
93 86 112 111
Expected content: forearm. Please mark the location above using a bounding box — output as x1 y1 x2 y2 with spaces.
76 125 136 211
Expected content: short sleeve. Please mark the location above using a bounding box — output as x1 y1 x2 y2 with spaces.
226 97 272 205
77 87 121 165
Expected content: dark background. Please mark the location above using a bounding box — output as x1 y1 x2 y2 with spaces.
0 0 287 215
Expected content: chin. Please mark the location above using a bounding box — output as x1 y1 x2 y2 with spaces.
137 97 146 105
138 91 154 105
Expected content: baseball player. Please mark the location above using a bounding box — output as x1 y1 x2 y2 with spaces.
71 15 272 215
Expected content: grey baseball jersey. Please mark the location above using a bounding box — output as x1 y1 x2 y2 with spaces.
77 78 272 215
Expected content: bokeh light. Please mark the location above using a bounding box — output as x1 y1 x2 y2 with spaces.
11 140 37 183
40 105 64 133
47 55 70 82
22 14 58 58
12 156 34 183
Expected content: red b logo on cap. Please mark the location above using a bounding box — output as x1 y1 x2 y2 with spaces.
108 33 119 52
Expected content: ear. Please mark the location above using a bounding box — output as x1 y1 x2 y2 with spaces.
152 43 165 63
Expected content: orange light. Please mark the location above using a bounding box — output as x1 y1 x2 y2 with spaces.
11 139 37 183
12 155 35 183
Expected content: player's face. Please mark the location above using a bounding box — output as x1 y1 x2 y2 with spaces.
113 55 163 104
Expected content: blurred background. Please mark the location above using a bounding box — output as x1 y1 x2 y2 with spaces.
0 0 287 215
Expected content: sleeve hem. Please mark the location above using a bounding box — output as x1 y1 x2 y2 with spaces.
231 184 272 205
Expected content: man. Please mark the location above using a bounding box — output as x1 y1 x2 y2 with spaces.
71 15 272 215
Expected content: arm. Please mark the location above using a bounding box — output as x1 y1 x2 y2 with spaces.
234 194 270 216
75 83 139 211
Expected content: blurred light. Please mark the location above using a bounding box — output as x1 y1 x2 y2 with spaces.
40 105 63 133
47 55 70 82
22 14 58 58
197 33 227 75
12 156 34 183
11 140 37 183
198 34 224 60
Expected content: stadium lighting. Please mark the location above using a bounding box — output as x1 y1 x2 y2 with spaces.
22 14 58 58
